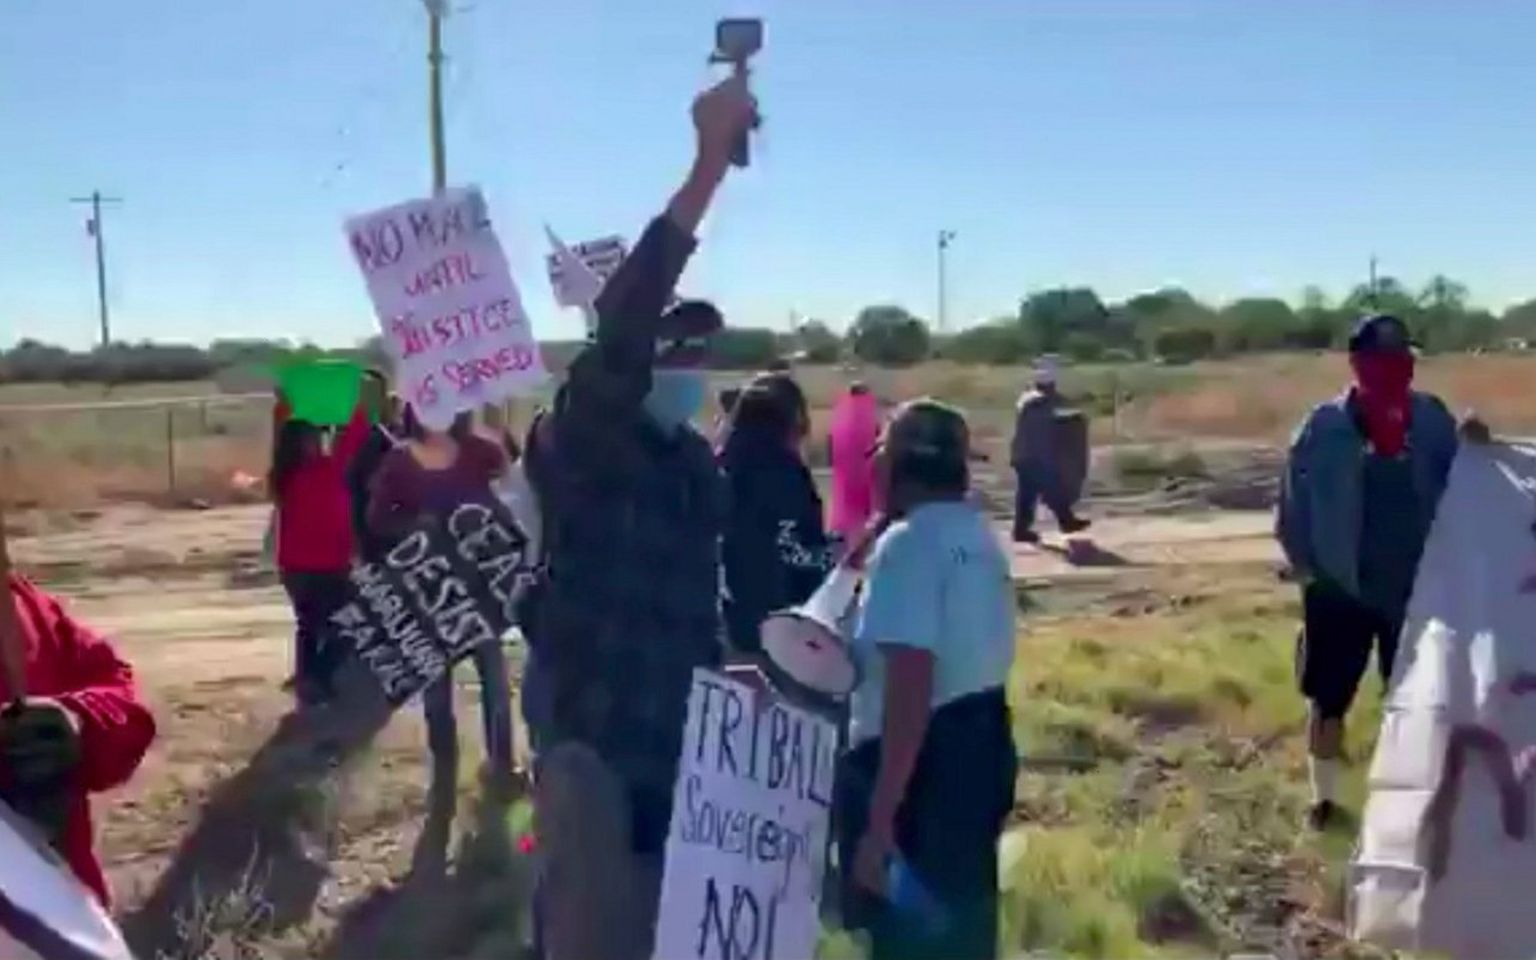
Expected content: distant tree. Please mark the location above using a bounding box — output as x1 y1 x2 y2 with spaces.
848 305 931 367
1343 276 1418 318
1118 287 1217 354
794 320 842 364
1219 297 1298 353
1503 298 1536 339
1018 287 1110 353
942 320 1030 365
1415 275 1487 352
711 327 782 370
1152 326 1218 364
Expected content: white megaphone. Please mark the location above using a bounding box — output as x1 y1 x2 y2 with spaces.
758 518 889 712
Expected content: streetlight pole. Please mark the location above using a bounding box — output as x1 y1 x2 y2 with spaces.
937 229 956 333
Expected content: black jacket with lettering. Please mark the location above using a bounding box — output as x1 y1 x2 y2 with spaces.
719 432 834 655
520 215 726 853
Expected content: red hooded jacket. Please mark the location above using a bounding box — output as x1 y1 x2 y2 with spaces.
2 575 156 906
274 405 370 573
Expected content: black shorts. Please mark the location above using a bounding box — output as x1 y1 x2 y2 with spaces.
1296 584 1403 720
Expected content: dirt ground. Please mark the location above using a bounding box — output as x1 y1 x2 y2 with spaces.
3 447 1285 958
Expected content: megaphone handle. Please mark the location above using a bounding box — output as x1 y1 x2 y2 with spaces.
841 514 893 572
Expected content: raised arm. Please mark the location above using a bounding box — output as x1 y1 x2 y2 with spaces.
555 75 757 439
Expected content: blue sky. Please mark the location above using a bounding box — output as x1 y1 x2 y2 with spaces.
4 0 1535 349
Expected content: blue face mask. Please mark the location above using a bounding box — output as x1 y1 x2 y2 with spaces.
644 369 707 432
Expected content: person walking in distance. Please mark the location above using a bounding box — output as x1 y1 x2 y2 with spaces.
517 75 756 960
1278 313 1489 829
1010 356 1089 544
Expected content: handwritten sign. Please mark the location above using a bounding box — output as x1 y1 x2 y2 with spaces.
0 802 132 960
1351 442 1536 957
346 187 546 430
329 498 532 706
545 233 626 309
652 670 837 960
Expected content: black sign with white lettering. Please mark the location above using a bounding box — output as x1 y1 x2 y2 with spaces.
328 498 531 706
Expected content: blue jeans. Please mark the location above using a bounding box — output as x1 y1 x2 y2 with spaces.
423 640 514 775
521 648 553 758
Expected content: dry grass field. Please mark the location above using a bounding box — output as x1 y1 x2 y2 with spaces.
2 351 1533 958
3 352 1533 508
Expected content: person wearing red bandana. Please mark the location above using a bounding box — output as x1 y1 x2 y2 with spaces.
1277 313 1490 830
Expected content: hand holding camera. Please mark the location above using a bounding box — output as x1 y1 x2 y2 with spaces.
692 73 759 172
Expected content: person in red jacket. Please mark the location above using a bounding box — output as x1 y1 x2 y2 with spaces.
1 574 156 907
269 404 369 705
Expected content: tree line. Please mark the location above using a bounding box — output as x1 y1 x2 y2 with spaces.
4 275 1534 386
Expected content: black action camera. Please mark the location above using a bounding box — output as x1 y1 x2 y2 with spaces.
711 18 763 168
713 18 763 63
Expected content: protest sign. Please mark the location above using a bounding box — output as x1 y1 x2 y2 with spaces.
1351 442 1536 957
652 669 837 960
328 498 532 706
545 230 626 310
346 187 546 430
0 802 133 960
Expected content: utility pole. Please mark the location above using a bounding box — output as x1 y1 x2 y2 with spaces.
937 229 956 333
1368 254 1380 309
426 0 448 193
70 191 122 347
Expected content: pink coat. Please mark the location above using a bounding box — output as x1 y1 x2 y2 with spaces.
827 390 881 539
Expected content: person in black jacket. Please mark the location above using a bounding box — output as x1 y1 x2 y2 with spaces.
346 368 400 559
720 372 836 655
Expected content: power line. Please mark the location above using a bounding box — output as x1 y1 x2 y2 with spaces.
68 191 123 347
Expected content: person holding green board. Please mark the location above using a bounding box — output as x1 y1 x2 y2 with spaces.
268 387 371 706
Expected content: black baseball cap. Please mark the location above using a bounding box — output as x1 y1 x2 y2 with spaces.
1348 314 1417 354
655 299 724 369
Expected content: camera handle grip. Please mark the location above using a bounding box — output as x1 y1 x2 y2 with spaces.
731 60 754 168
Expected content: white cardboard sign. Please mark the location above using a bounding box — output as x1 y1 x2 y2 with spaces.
346 187 546 430
1351 442 1536 958
0 802 133 960
545 231 626 310
652 669 838 960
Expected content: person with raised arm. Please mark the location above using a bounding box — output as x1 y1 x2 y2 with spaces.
517 73 756 960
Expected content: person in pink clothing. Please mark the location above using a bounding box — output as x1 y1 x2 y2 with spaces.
828 381 882 541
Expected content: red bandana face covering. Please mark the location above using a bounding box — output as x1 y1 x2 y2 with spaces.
1350 352 1415 455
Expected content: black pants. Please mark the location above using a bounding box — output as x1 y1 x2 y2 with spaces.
1296 584 1403 720
837 689 1017 960
1013 464 1072 538
281 571 352 699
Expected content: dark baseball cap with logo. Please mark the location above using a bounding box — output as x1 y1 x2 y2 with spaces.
1348 313 1418 355
654 299 723 370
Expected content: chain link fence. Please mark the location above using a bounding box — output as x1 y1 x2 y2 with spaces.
0 393 274 508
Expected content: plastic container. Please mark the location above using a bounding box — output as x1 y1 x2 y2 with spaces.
886 856 949 936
